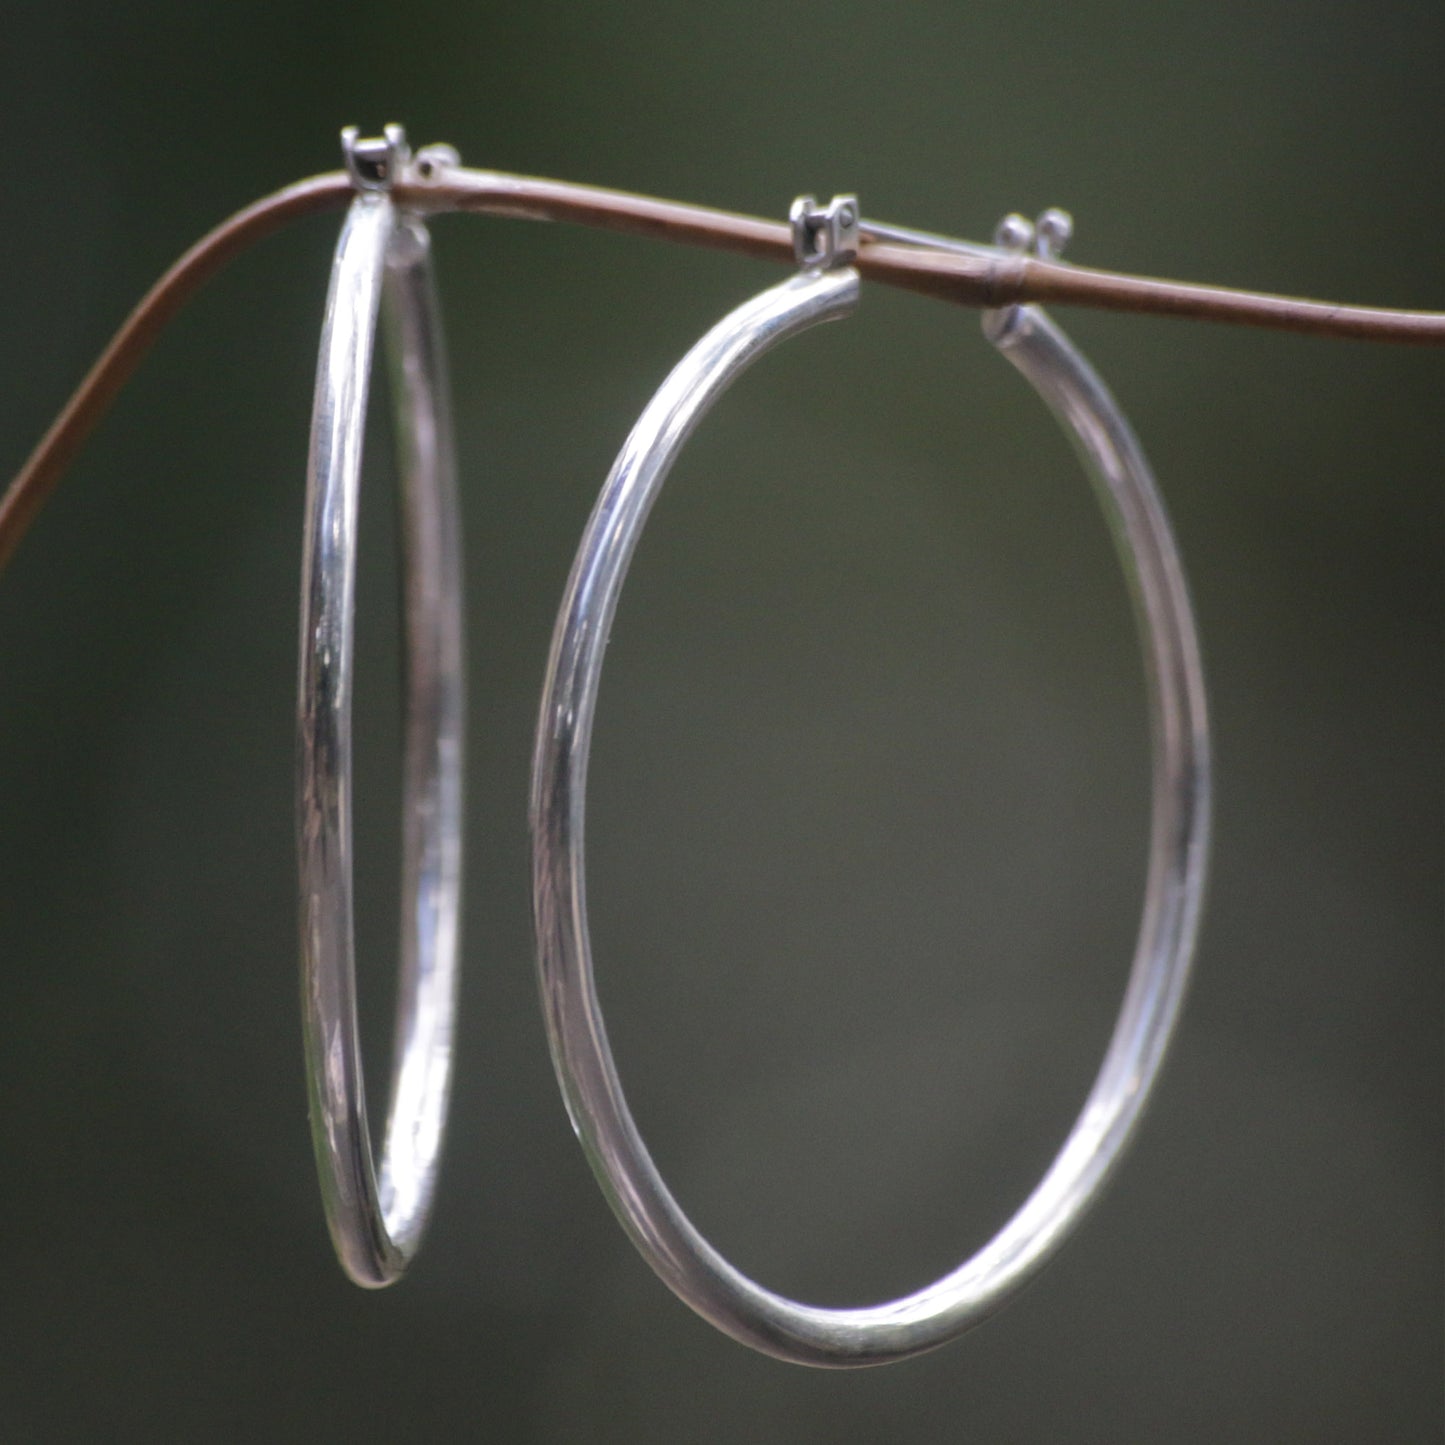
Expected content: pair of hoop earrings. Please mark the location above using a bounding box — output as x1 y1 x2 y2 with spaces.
298 127 1210 1365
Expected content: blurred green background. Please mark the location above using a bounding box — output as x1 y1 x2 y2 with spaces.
1 1 1440 1439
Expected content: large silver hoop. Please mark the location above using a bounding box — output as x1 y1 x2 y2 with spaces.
297 128 465 1288
530 198 1210 1364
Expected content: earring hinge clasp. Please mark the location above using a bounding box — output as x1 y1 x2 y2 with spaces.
791 194 860 270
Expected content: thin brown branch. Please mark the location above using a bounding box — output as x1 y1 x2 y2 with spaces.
406 169 1445 344
3 164 1442 575
0 175 350 573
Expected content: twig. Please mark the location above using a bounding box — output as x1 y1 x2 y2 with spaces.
3 164 1442 575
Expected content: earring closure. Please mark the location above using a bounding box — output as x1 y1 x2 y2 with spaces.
341 124 410 191
341 124 462 194
790 194 860 270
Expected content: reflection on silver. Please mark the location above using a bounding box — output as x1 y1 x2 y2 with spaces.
530 199 1210 1364
297 127 465 1288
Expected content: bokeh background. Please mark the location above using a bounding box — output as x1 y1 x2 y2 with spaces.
1 2 1440 1439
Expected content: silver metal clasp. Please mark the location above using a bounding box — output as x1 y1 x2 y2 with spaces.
983 207 1076 344
790 194 860 270
994 207 1074 261
341 123 411 192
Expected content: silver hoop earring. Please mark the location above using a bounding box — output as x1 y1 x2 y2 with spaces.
530 193 1211 1364
298 126 465 1287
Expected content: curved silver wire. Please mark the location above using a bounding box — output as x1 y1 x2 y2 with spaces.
298 189 465 1287
530 249 1210 1364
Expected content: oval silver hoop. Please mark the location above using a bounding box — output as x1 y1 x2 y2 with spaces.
298 190 465 1288
530 263 1210 1364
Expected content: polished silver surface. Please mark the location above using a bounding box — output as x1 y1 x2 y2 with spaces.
297 144 465 1288
861 204 1073 265
790 193 859 268
859 214 1013 260
341 122 411 191
530 208 1210 1364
